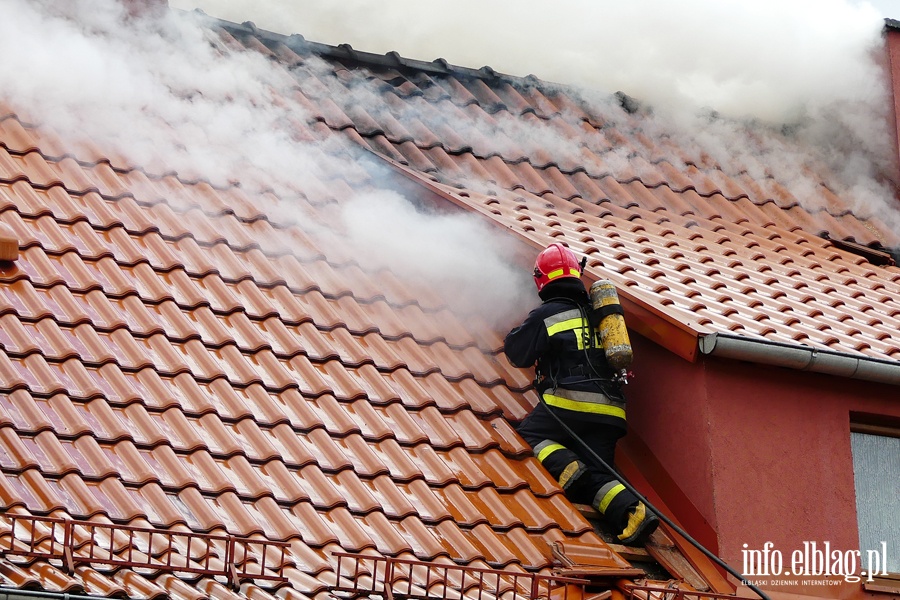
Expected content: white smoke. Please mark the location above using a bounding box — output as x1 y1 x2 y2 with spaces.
174 0 900 236
2 0 898 334
171 0 888 123
339 190 529 318
0 0 354 194
0 0 533 325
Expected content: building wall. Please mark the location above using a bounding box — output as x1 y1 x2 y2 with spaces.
624 333 900 594
624 334 720 539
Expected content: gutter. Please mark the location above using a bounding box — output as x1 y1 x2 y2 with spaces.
0 588 105 600
698 332 900 386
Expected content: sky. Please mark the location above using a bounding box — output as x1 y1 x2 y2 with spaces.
867 0 899 17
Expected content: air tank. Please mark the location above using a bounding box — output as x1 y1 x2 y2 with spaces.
589 279 633 381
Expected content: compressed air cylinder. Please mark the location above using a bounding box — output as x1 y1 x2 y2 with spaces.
589 279 633 374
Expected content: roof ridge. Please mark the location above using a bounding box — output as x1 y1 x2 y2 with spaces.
183 8 644 116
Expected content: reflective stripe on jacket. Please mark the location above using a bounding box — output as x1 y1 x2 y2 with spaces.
505 294 625 427
543 388 625 419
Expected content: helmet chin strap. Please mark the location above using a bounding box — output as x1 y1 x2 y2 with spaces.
579 256 587 275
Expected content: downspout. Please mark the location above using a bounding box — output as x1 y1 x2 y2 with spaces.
698 332 900 385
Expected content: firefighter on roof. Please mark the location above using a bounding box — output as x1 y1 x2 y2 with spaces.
504 242 659 546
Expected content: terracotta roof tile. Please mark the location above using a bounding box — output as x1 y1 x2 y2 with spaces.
265 422 318 465
291 468 343 513
355 510 410 555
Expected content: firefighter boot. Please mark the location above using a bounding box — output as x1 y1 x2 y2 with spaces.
617 502 659 546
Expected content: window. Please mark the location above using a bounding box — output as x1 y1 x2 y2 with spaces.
850 426 900 575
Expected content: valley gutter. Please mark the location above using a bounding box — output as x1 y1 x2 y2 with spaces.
367 150 704 362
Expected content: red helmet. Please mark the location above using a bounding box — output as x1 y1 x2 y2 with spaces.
533 243 582 291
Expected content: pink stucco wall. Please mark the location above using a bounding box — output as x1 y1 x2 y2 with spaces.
623 334 900 597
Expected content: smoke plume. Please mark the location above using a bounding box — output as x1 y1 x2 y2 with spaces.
172 0 900 233
0 0 534 327
171 0 888 123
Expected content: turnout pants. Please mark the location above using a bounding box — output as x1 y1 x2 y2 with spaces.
517 400 636 532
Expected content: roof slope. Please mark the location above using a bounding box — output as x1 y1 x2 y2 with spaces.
0 96 634 595
0 11 642 600
1 5 899 600
225 22 900 365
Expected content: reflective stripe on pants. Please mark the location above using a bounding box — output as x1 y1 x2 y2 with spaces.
516 401 637 530
533 439 587 491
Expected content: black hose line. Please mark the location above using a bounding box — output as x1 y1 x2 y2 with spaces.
538 397 771 600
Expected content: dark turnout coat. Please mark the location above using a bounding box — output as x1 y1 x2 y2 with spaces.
504 278 626 430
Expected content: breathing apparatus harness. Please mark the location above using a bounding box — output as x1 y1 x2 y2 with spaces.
535 256 629 397
533 296 618 397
